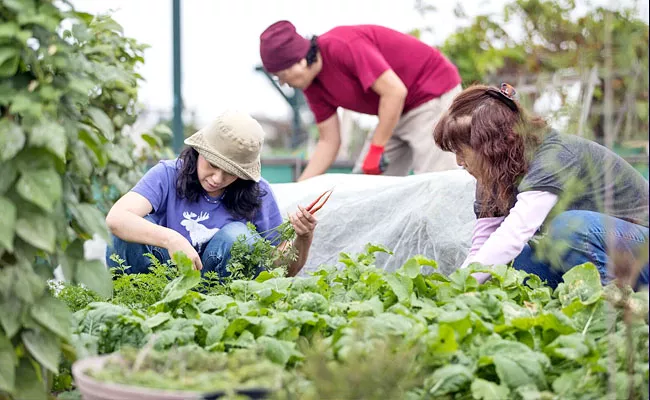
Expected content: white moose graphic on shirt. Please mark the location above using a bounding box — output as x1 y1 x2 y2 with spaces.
180 211 220 249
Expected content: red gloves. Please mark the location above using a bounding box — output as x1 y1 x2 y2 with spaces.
362 144 387 175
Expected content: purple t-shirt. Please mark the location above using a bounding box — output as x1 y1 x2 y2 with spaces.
132 159 283 252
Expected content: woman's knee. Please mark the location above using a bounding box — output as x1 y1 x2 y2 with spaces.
105 235 163 274
106 235 127 266
546 210 603 240
219 221 256 246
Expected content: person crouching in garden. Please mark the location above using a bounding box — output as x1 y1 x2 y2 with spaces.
105 110 317 277
259 20 461 181
434 83 649 289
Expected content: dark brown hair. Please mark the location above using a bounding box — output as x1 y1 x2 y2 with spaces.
433 84 548 216
176 147 264 220
305 36 319 66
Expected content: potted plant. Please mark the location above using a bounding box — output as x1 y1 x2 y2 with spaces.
71 345 282 400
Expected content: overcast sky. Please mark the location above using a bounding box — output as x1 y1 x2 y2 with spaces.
70 0 648 128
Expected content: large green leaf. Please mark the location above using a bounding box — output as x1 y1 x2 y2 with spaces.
75 259 113 298
0 267 14 297
144 312 172 330
0 22 19 38
438 310 472 340
3 0 35 13
0 162 17 193
21 329 61 373
492 351 548 389
384 274 413 303
0 334 17 393
153 124 173 137
13 148 56 172
198 295 236 314
8 93 43 118
16 213 56 252
480 339 550 389
0 296 22 338
70 143 94 178
471 378 510 400
13 268 46 304
0 48 20 77
29 120 67 161
78 124 108 167
424 324 458 358
16 168 62 213
173 251 197 275
30 295 73 340
13 357 47 400
508 311 576 335
141 133 162 148
87 107 115 141
70 203 110 241
365 243 393 255
0 119 25 161
0 196 16 251
158 270 202 304
558 263 603 306
551 369 587 396
17 11 60 31
544 333 591 361
204 317 229 349
427 364 473 396
257 336 301 366
59 239 84 282
399 258 421 279
107 143 134 168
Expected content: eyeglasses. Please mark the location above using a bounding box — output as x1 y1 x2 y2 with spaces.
486 82 518 112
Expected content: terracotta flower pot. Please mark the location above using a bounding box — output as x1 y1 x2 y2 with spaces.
71 354 273 400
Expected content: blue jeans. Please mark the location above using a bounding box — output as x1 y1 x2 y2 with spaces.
513 210 649 289
106 217 256 277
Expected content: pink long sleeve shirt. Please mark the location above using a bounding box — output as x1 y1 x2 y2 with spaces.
462 191 559 271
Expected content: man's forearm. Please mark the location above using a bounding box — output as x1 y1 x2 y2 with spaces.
298 139 339 181
371 93 405 146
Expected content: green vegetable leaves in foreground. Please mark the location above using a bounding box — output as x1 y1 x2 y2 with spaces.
61 246 650 400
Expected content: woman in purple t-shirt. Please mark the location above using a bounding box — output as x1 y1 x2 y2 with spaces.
105 110 317 277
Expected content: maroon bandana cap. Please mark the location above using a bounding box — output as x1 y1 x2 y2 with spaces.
260 20 311 73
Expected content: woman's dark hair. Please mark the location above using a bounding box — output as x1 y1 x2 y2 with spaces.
176 147 264 220
433 84 548 217
305 35 319 66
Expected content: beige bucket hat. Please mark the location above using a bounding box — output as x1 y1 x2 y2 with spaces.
184 110 265 182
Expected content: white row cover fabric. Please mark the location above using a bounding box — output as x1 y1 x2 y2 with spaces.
272 170 477 275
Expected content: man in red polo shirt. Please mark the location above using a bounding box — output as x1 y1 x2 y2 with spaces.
259 20 462 181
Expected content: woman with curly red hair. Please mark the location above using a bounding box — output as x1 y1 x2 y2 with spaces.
434 83 649 289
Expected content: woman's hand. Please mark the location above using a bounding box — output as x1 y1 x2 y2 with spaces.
471 272 492 284
289 205 318 239
164 232 203 271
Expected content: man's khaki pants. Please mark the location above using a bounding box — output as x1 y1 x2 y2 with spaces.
353 84 462 175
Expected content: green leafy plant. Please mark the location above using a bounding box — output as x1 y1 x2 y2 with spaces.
88 345 284 394
109 254 180 310
66 246 649 399
0 1 168 398
225 222 297 282
225 189 334 280
49 281 103 313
